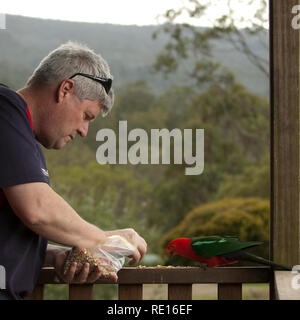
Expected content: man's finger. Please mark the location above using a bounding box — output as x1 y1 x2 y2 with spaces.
86 266 102 283
64 262 77 283
74 262 90 283
141 237 147 249
87 266 118 283
128 249 141 265
110 273 118 282
138 243 147 261
131 242 147 264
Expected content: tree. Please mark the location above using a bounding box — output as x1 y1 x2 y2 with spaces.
216 151 270 199
153 0 268 85
185 81 269 162
153 81 269 231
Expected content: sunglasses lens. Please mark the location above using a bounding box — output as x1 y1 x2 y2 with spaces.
70 73 112 94
105 79 112 94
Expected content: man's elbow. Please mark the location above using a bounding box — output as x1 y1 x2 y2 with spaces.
17 211 46 229
22 209 46 227
3 182 52 228
17 200 49 228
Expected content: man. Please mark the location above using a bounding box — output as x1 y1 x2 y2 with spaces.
0 42 147 300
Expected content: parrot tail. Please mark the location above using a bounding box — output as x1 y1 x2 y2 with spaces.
225 250 292 271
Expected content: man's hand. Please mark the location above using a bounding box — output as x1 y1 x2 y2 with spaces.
47 245 118 283
105 228 147 265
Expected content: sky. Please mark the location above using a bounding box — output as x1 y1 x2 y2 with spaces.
0 0 267 27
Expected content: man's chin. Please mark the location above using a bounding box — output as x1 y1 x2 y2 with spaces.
42 136 72 149
53 145 64 150
52 139 69 150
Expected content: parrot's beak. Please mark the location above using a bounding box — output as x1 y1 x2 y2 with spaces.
167 247 174 256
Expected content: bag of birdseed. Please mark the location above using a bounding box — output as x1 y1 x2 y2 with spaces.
91 235 136 272
63 235 135 277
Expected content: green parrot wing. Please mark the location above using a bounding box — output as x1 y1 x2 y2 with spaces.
190 236 262 258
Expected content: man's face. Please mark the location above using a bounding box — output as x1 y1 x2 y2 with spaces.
41 80 101 149
52 98 100 149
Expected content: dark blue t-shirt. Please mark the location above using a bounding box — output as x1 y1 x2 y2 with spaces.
0 84 49 300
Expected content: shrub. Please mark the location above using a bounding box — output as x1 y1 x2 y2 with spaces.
162 198 269 265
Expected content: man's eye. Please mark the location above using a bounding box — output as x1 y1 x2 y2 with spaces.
84 112 96 122
84 113 92 121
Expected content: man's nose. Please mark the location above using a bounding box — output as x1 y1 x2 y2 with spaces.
77 122 89 137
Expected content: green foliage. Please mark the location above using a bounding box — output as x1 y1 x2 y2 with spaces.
162 198 269 264
47 161 161 251
216 152 270 199
43 139 95 170
44 285 68 300
114 81 157 120
151 85 195 129
43 284 118 300
183 80 269 211
185 82 269 162
154 81 269 232
153 165 223 231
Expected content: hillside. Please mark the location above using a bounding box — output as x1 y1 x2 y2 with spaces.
0 14 268 96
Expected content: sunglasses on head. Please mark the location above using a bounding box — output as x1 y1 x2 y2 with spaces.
70 73 112 94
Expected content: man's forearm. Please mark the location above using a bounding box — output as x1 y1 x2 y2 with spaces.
28 184 107 248
3 182 107 249
44 244 68 267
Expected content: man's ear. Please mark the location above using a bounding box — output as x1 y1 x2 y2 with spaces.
57 79 75 103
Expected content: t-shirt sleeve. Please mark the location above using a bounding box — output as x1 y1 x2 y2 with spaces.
0 96 49 188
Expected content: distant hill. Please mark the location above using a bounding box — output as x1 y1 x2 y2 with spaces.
0 15 268 96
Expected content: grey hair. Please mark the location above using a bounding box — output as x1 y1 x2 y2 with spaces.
27 41 114 117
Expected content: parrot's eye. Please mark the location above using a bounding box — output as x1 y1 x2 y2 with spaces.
171 244 175 249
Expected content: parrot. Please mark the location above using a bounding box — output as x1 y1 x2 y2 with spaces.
166 235 291 270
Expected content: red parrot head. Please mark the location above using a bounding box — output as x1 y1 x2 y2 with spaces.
166 238 191 256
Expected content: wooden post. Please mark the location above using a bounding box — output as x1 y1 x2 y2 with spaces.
25 284 45 300
218 283 242 300
168 284 192 300
270 0 300 270
118 284 143 300
69 284 94 300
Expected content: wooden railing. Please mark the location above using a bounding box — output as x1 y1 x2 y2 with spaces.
27 266 272 300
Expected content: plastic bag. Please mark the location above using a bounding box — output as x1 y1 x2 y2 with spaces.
90 235 136 273
63 235 135 277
